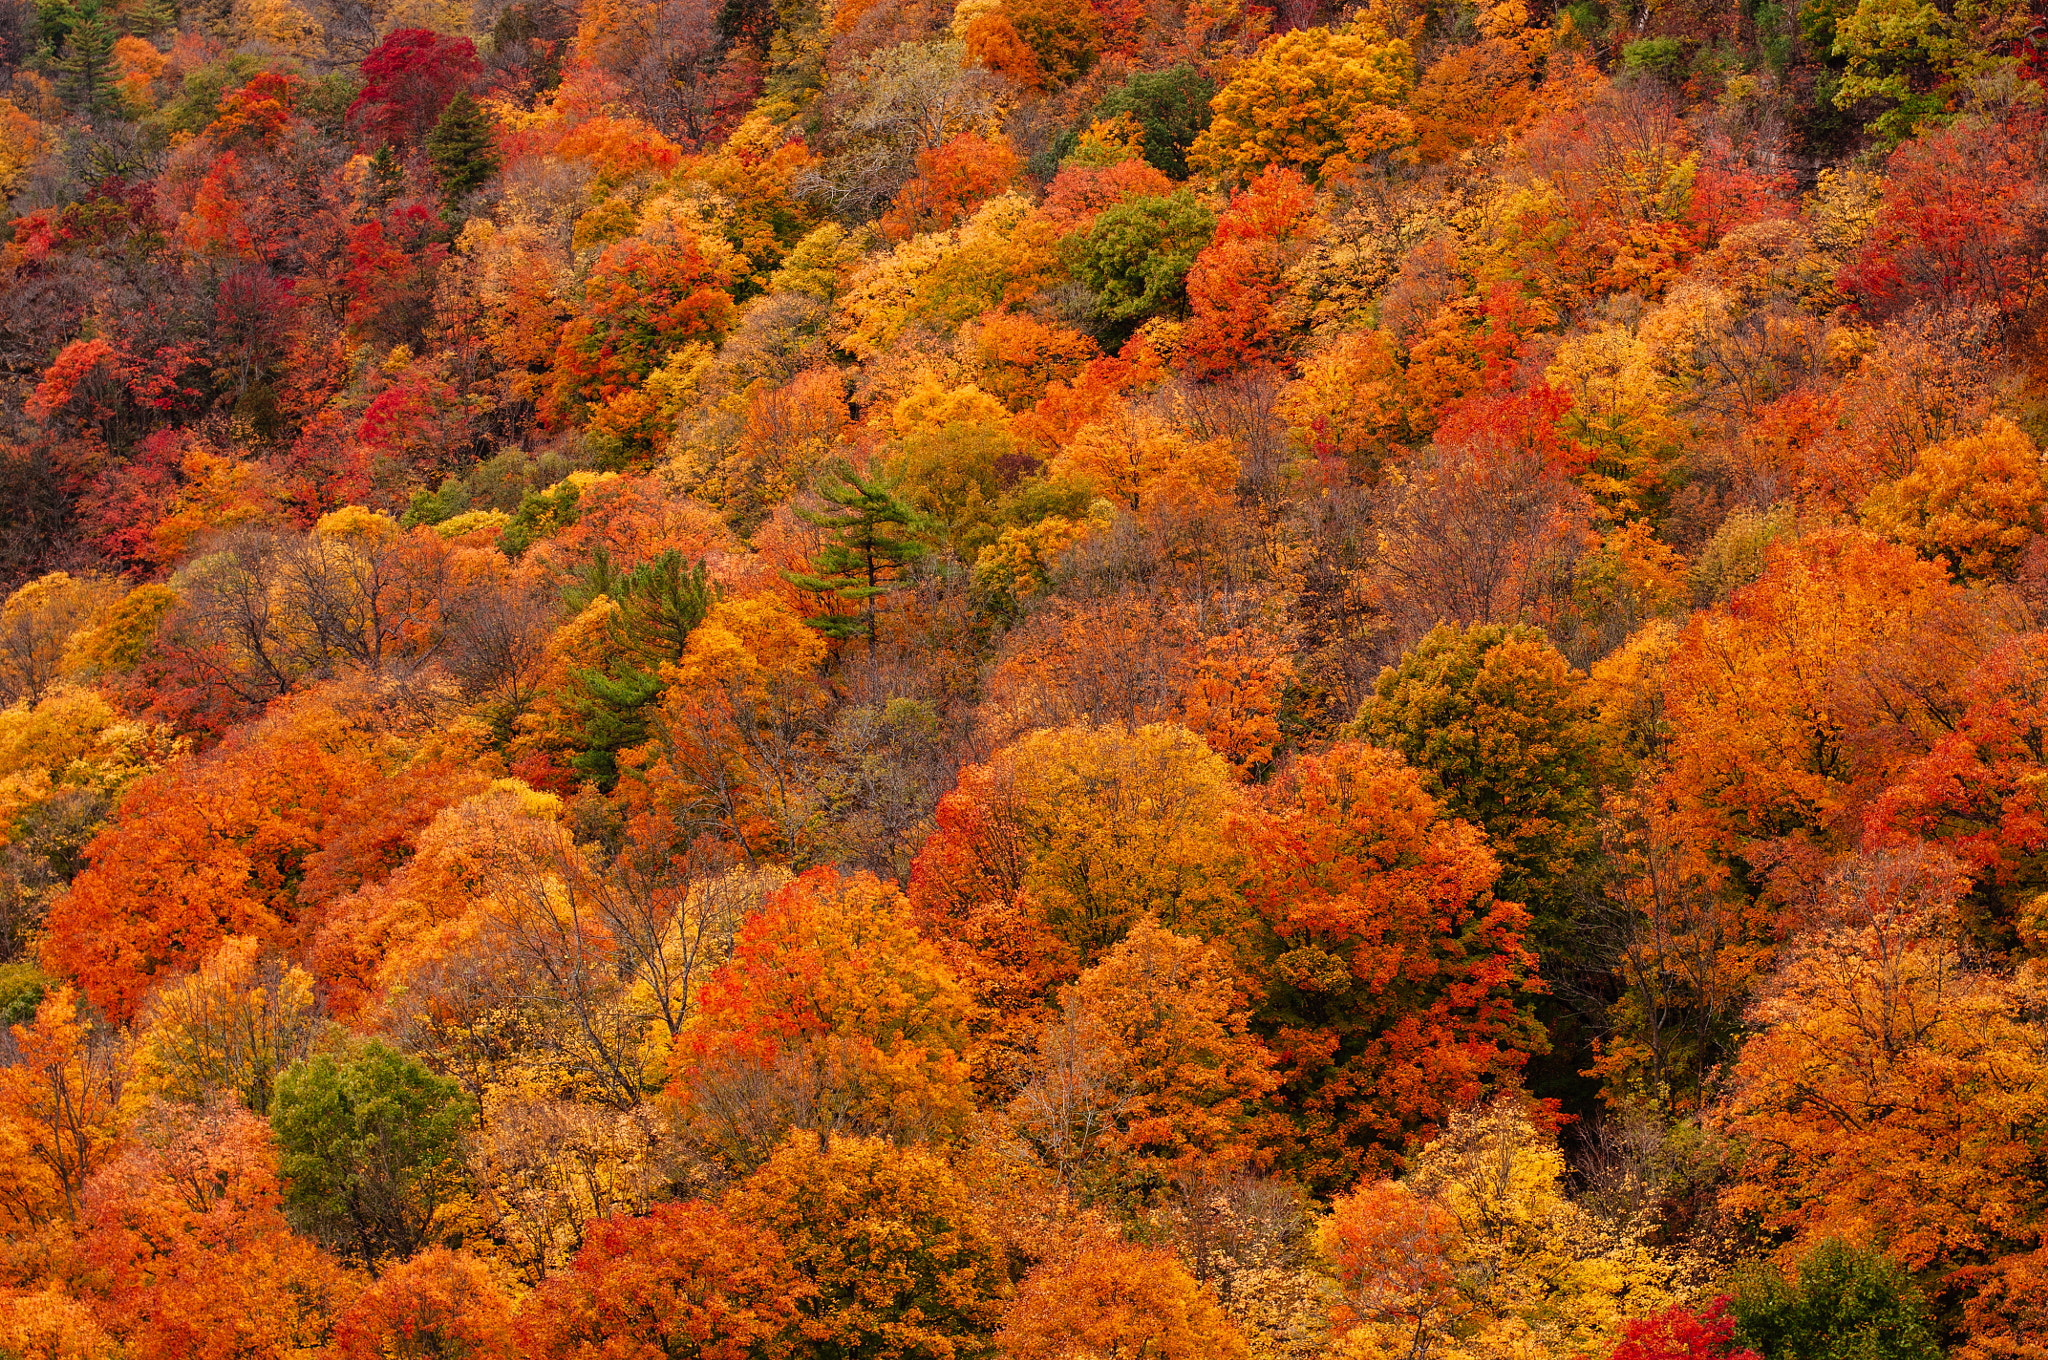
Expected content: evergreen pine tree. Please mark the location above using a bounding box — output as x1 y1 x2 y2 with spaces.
368 143 403 207
569 550 715 790
425 91 499 203
53 0 116 113
131 0 177 37
784 462 929 652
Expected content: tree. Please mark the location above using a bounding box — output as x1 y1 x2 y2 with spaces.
909 722 1244 1036
809 40 1001 222
81 1097 354 1360
724 1133 1008 1358
1367 393 1597 642
0 1289 118 1360
1839 112 2048 332
1860 416 2046 580
547 218 739 458
879 132 1021 242
1324 1099 1697 1360
633 595 831 861
999 1238 1251 1359
1606 1299 1759 1360
784 462 928 652
1009 918 1275 1196
51 0 117 112
1730 1241 1941 1360
131 935 319 1116
1715 846 2048 1353
1350 622 1605 961
1235 742 1542 1191
349 28 482 150
568 552 715 790
1654 528 2004 887
332 1248 518 1360
0 572 116 708
425 92 499 202
346 206 453 347
1180 166 1318 380
518 1201 808 1360
1829 1 2029 140
1864 630 2048 946
1409 16 1542 163
675 868 973 1173
996 0 1100 87
0 987 121 1224
1096 65 1216 180
1068 190 1216 327
42 703 380 1022
1048 404 1237 521
271 1041 477 1267
1189 24 1416 183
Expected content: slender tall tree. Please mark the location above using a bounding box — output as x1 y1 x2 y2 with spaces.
785 461 928 653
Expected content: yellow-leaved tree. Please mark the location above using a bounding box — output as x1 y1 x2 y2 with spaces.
131 935 319 1116
1861 416 2047 580
1190 25 1415 183
1322 1098 1702 1360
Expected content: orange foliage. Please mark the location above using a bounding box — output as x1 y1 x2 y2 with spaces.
332 1249 516 1360
673 868 973 1168
79 1099 355 1360
518 1202 806 1360
880 133 1022 242
1236 742 1541 1190
1000 1238 1251 1358
43 703 384 1021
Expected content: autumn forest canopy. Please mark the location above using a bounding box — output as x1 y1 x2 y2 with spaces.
0 0 2044 1352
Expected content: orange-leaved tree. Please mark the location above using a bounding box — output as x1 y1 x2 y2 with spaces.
79 1097 356 1360
1009 917 1276 1193
908 721 1244 1056
518 1201 808 1360
332 1248 518 1360
1236 742 1543 1192
724 1133 1007 1358
1717 845 2048 1357
673 867 974 1173
999 1237 1251 1359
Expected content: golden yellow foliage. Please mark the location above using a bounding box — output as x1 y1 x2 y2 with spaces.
1191 25 1416 183
131 936 319 1116
1861 416 2046 579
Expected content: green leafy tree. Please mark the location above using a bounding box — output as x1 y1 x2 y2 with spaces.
1347 622 1607 957
271 1041 477 1268
785 462 929 652
1069 190 1216 328
1096 65 1216 180
1347 623 1608 1112
1731 1240 1943 1360
499 479 582 555
425 91 499 202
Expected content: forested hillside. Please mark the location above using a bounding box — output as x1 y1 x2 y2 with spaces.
0 0 2042 1352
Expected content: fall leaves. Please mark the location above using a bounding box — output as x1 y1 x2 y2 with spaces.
12 0 2048 1352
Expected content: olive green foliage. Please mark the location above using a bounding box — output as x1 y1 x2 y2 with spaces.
1068 190 1216 327
1095 64 1217 180
1350 622 1604 950
271 1041 477 1267
1731 1239 1944 1360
